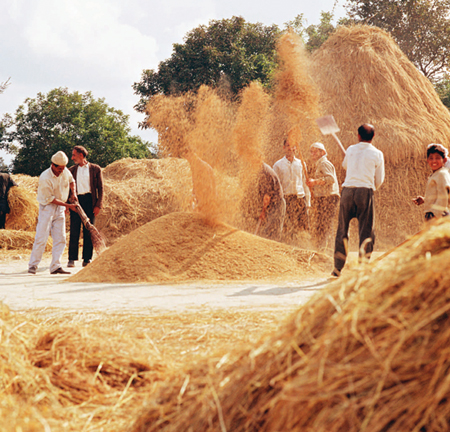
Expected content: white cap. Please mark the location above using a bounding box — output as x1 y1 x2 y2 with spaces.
51 151 69 166
310 142 327 154
427 143 448 157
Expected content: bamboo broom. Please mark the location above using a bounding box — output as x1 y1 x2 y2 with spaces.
75 204 106 255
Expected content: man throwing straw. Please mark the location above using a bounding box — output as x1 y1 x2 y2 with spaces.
332 124 384 277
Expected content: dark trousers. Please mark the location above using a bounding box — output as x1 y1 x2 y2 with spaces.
334 187 375 272
69 193 94 262
0 211 5 229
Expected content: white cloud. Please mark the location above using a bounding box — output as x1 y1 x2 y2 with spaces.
20 0 159 81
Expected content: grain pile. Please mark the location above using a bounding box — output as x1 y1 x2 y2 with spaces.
310 25 450 246
70 211 330 284
129 216 450 432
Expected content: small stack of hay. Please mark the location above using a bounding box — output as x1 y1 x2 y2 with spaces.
129 217 450 432
69 211 330 284
97 158 241 244
310 25 450 247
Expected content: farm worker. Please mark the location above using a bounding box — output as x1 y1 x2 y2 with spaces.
0 172 18 229
332 124 385 277
306 142 340 251
273 135 310 240
67 145 103 268
253 163 286 241
412 143 450 221
28 151 78 275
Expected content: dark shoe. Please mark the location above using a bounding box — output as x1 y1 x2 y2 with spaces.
67 260 75 268
51 267 71 275
331 269 340 277
82 260 91 267
28 266 37 274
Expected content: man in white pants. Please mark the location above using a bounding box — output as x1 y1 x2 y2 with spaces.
28 151 78 275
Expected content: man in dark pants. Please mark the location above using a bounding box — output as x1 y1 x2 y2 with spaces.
332 124 385 276
0 172 17 229
68 146 103 267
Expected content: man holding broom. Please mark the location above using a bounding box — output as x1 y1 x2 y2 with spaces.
28 151 78 274
67 145 103 268
332 124 384 277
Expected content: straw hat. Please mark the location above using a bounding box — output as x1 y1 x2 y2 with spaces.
51 151 69 166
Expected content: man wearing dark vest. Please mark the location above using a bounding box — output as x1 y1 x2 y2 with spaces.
68 146 103 267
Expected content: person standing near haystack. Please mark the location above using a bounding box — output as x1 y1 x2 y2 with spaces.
413 144 450 221
332 124 384 277
273 136 310 240
67 145 103 268
0 172 18 229
307 142 340 251
255 163 286 241
28 151 78 275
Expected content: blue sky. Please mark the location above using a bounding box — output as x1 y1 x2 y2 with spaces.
0 0 346 164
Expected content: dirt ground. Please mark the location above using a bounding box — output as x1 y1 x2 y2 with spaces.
0 251 330 314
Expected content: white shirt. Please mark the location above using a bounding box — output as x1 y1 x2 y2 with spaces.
76 163 91 195
36 167 74 206
342 142 385 190
273 156 311 206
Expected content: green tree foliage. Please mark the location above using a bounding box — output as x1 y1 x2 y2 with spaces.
345 0 450 80
1 88 152 176
133 16 280 115
0 157 9 173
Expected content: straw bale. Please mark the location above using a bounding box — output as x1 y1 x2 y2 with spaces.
309 25 450 247
0 230 51 251
129 217 450 432
5 186 39 231
69 211 330 284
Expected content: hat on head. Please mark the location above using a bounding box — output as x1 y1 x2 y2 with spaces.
310 142 327 154
51 151 69 166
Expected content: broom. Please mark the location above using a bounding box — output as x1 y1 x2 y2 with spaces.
75 204 106 255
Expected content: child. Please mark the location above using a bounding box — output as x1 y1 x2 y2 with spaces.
413 143 450 221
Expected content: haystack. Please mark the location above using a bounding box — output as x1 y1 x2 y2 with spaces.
5 175 39 231
310 25 450 246
130 217 450 432
0 230 51 251
97 158 241 244
69 212 330 284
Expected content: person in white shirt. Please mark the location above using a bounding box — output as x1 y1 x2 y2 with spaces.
307 142 340 251
273 136 311 240
332 124 385 276
28 151 78 275
413 144 450 221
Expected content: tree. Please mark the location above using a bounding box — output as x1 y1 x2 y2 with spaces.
1 88 153 176
345 0 450 80
133 16 280 117
0 157 9 173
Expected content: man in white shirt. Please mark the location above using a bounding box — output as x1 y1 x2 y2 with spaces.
273 137 311 240
332 124 385 276
68 145 104 267
28 151 78 274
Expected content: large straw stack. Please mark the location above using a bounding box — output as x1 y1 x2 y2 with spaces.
130 217 450 432
310 25 450 247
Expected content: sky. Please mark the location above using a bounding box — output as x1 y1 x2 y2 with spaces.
0 0 346 165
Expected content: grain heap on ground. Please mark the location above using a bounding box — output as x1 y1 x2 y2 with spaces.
130 216 450 432
310 25 450 246
70 211 330 283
